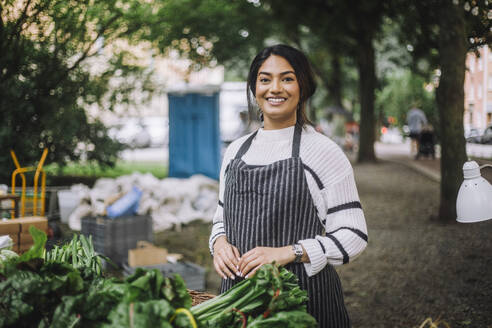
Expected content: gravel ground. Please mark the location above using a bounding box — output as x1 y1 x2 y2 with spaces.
155 160 492 328
338 161 492 328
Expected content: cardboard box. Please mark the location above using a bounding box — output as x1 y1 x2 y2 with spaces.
19 242 33 252
9 234 19 244
12 245 19 253
0 219 21 235
18 216 48 233
19 232 33 244
128 241 168 267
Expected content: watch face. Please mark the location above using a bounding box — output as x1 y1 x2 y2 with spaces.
293 244 303 262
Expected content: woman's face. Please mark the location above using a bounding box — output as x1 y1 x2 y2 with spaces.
255 55 300 129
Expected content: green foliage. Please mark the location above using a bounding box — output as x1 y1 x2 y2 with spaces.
148 0 274 73
376 69 437 135
44 161 169 182
395 0 491 77
0 0 159 183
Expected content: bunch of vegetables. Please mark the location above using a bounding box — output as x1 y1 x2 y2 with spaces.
0 227 194 328
0 226 317 328
190 264 317 328
43 233 104 276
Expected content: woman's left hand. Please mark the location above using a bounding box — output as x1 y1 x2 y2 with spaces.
238 246 294 278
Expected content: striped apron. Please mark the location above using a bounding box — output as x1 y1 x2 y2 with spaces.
221 122 351 327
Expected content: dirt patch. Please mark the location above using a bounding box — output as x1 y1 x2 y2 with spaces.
154 161 492 327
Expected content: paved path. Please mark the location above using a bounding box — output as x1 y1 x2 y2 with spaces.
117 140 492 183
375 141 441 182
375 141 492 183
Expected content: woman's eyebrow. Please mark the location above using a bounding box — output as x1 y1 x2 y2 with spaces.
258 70 295 76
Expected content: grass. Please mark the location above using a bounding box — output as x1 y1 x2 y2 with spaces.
44 161 168 179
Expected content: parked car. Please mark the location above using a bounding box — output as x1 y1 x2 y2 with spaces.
480 125 492 144
108 116 168 149
465 128 482 143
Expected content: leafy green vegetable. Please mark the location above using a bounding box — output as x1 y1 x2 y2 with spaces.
0 249 18 268
17 226 47 263
102 300 175 328
0 227 194 328
0 261 85 327
191 264 316 328
44 233 105 277
0 228 315 328
246 310 318 327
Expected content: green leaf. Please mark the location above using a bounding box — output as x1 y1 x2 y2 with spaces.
17 226 47 262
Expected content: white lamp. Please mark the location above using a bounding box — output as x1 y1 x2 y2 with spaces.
456 161 492 223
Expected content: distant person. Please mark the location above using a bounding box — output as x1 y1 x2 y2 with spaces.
406 107 428 154
209 44 367 327
416 124 436 159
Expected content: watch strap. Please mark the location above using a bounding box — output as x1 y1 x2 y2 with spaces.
292 243 303 263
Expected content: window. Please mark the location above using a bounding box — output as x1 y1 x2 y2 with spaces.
478 84 483 99
488 75 492 90
478 58 483 71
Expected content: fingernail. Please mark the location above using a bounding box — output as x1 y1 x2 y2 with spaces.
230 275 235 280
245 274 249 279
224 276 227 280
236 271 241 277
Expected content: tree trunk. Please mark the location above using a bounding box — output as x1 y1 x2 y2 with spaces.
328 53 344 108
436 0 467 222
356 34 377 162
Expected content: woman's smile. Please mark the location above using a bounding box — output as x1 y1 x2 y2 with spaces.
267 96 287 105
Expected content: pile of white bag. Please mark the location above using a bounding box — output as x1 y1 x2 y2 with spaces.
64 172 219 232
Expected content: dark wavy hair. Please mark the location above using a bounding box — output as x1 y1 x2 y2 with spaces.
246 44 316 126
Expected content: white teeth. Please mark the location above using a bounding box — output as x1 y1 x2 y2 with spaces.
268 98 286 103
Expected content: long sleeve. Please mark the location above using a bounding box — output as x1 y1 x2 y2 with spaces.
208 125 368 273
208 135 252 255
299 172 368 276
208 157 228 255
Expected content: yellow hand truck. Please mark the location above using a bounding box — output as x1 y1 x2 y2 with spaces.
9 148 48 218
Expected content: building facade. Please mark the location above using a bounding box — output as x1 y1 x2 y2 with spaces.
464 46 492 134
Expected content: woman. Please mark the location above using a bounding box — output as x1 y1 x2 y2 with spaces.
209 44 368 327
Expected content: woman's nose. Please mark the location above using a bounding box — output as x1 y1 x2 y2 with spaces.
271 78 282 92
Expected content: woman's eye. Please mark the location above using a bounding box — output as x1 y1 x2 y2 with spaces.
283 77 294 82
259 78 270 83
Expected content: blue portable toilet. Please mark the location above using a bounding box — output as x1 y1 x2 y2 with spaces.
168 85 221 180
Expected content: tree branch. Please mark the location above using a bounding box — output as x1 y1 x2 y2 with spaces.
43 12 122 93
66 13 122 73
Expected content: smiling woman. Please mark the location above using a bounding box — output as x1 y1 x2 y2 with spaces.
209 45 368 328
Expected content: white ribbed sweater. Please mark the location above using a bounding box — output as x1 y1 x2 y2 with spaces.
209 125 368 277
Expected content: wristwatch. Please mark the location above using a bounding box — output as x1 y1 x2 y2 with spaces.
292 243 304 263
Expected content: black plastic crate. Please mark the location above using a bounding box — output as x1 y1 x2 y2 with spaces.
122 262 206 291
81 215 153 265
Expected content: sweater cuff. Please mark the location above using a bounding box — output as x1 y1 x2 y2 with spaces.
209 231 225 256
298 239 328 277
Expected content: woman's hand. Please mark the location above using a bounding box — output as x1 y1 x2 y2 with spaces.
238 246 296 278
213 236 241 280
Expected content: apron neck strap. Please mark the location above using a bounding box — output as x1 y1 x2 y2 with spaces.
234 130 258 160
233 122 303 160
292 121 302 158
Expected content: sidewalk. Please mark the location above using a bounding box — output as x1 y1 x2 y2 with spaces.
374 140 492 182
375 141 441 182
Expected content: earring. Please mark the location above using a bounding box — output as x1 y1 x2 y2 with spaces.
258 109 264 122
